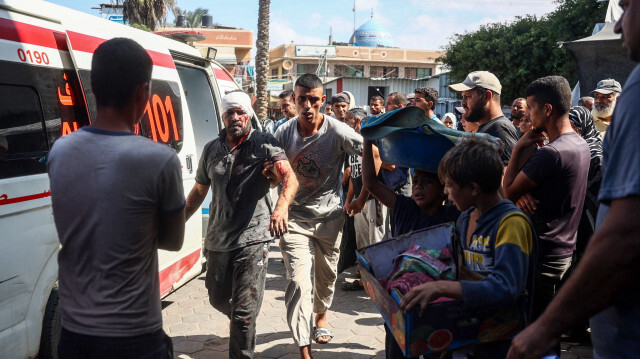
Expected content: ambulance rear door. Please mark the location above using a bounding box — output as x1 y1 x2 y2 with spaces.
55 8 204 296
0 3 90 358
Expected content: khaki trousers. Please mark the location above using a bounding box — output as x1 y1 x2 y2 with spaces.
279 215 345 347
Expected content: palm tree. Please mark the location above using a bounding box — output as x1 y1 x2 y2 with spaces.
117 0 175 31
184 8 209 28
255 0 270 123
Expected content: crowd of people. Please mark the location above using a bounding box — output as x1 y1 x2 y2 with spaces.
46 2 639 359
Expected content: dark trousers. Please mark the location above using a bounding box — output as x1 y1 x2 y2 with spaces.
58 327 172 359
531 256 572 355
205 243 269 359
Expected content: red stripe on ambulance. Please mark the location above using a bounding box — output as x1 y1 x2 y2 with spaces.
214 67 234 82
158 248 201 297
0 191 51 206
0 17 67 50
66 31 176 69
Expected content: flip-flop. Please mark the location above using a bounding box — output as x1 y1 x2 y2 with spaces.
313 327 334 344
342 280 364 291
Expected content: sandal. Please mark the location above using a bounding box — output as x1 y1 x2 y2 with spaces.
313 327 334 344
342 280 364 291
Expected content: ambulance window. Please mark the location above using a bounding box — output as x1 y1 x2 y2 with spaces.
0 84 48 179
47 70 91 144
137 80 184 153
77 70 184 153
175 64 218 158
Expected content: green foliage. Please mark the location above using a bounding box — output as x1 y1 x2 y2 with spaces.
440 0 607 104
130 23 151 32
174 7 209 28
117 0 175 31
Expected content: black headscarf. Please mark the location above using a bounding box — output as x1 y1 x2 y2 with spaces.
569 106 602 181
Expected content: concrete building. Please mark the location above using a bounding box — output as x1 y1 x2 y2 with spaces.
268 19 444 84
157 25 254 90
323 77 438 108
267 18 445 115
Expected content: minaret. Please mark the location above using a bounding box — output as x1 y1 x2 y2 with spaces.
353 0 356 36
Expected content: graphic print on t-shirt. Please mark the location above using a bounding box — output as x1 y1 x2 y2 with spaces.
296 152 321 179
464 235 494 271
349 154 361 179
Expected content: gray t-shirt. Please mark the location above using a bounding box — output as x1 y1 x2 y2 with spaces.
47 127 185 337
275 115 363 221
195 129 286 251
590 64 640 358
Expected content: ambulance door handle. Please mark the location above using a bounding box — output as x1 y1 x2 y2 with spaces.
186 154 193 174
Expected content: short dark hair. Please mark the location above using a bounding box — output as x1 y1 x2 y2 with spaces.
370 95 384 104
295 73 323 90
474 87 501 104
279 89 294 100
524 76 572 116
387 92 406 106
438 137 503 193
347 108 367 121
91 38 152 109
414 87 439 110
512 97 526 105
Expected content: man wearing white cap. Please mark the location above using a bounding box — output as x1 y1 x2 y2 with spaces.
185 90 298 359
591 78 622 138
449 71 519 166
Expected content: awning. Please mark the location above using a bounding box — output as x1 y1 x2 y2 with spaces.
214 47 237 64
561 21 636 96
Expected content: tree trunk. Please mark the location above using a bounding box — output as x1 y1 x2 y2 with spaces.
255 0 270 123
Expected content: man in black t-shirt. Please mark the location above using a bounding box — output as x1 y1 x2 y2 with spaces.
449 71 519 166
503 76 590 335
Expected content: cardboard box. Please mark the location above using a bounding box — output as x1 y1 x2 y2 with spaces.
356 223 524 357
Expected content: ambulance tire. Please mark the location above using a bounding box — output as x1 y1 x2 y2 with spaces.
39 285 61 359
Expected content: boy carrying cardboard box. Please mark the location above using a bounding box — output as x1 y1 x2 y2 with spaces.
401 137 535 358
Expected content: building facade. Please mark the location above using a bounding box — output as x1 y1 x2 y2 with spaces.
268 19 443 84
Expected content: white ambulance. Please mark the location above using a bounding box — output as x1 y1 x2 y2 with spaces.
0 1 231 357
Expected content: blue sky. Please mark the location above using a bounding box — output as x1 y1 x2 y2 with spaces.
49 0 559 53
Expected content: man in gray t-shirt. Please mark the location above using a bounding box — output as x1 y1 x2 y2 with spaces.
269 74 363 358
49 39 185 358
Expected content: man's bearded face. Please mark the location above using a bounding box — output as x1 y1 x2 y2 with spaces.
592 92 617 119
463 90 488 123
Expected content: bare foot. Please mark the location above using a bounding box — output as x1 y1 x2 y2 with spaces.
315 312 331 344
300 345 312 359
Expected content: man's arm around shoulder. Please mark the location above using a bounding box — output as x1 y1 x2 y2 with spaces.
269 159 299 237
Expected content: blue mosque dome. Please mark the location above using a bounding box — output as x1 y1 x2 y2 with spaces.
350 19 395 47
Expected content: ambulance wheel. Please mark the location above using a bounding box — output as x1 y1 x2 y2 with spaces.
39 285 61 359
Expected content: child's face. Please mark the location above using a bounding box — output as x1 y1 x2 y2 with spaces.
442 177 475 211
412 170 445 208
